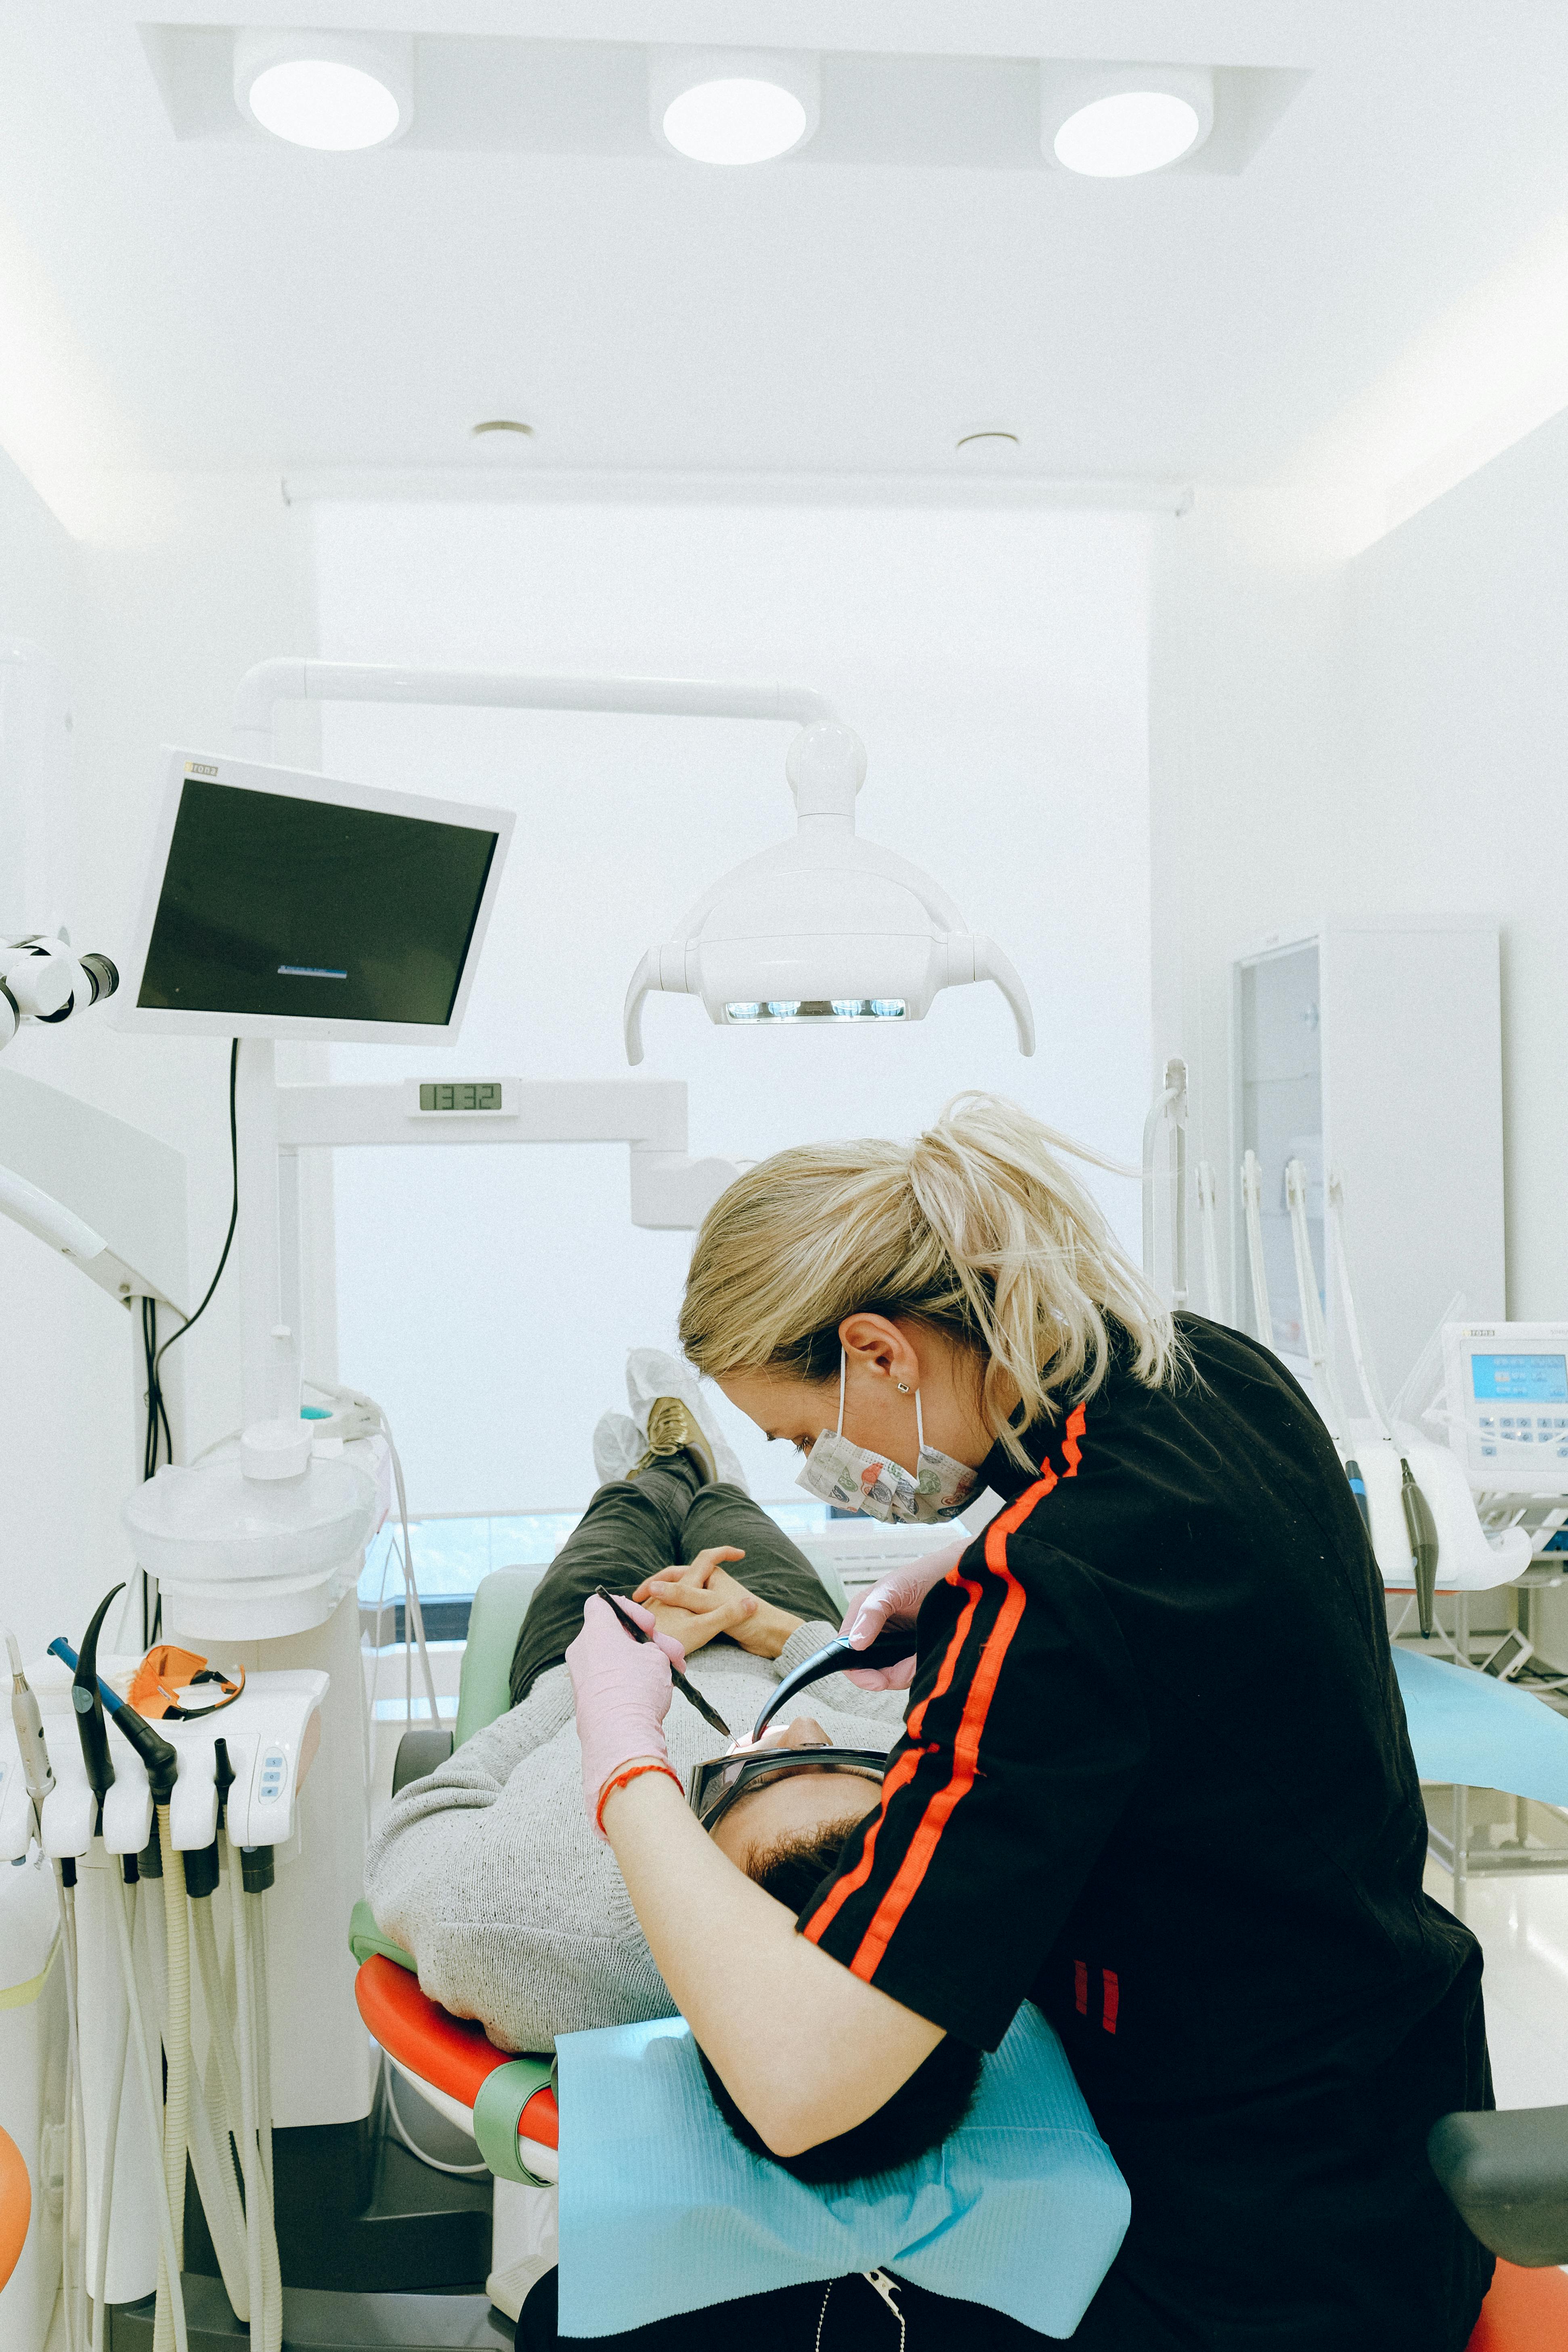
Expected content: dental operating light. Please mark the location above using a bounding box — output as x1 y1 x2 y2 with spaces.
650 49 820 164
1042 63 1213 177
623 720 1035 1064
234 29 414 149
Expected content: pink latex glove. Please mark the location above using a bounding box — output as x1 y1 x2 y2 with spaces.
840 1551 963 1690
566 1594 688 1838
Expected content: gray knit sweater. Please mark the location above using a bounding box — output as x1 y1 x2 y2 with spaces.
364 1622 906 2055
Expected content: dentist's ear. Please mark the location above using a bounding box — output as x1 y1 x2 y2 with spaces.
836 1313 922 1390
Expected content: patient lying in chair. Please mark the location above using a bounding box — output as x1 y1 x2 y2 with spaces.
365 1360 981 2178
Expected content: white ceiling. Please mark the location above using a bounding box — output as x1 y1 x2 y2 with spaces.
4 2 1568 490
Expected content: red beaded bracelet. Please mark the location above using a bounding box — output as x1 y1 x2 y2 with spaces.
595 1759 683 1834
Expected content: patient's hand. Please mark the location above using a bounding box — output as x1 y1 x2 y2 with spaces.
633 1548 804 1662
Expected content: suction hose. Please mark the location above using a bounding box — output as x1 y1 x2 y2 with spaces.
111 1863 189 2352
57 1860 85 2352
88 1887 132 2352
185 1855 250 2318
155 1809 191 2352
224 1822 272 2352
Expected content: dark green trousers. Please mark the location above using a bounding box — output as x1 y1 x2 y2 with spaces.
507 1454 839 1710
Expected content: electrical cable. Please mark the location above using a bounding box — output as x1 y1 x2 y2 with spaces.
381 2054 489 2178
153 1041 239 1388
138 1041 238 1646
305 1375 439 1735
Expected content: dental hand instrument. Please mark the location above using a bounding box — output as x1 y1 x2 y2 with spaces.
7 1627 54 1825
593 1586 734 1738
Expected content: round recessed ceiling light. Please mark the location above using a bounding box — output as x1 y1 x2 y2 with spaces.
234 29 413 151
1041 63 1213 179
471 420 535 438
956 430 1020 452
1054 92 1200 177
650 49 820 166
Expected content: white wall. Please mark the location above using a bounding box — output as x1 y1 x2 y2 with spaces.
1348 417 1568 1321
0 471 318 1661
1152 407 1568 1393
312 498 1153 1511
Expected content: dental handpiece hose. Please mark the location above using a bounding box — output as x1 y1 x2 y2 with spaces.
69 1584 189 2352
8 1630 82 2352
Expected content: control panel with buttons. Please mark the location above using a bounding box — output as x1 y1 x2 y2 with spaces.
1445 1322 1568 1491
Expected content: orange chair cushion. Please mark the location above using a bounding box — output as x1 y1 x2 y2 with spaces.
354 1953 558 2151
0 2123 30 2293
1467 2258 1568 2350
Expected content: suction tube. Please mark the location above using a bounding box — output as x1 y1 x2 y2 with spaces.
156 1809 191 2352
110 1865 189 2352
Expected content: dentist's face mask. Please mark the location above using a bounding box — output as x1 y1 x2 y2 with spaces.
795 1352 979 1525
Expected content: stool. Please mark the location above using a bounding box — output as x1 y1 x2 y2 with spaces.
1467 2258 1568 2348
0 2125 29 2296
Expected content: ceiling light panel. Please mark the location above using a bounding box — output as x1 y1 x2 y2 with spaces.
650 50 820 165
143 31 1304 176
233 28 414 150
1042 64 1214 178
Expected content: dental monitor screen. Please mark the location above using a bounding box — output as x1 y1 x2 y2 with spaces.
126 753 511 1040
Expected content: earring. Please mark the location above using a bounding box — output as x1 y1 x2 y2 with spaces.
895 1380 911 1394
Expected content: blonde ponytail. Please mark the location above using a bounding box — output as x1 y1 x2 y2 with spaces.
679 1092 1180 1467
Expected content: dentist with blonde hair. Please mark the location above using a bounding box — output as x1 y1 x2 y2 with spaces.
567 1093 1493 2352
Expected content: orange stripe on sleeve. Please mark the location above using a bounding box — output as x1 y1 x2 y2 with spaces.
808 1400 1090 1982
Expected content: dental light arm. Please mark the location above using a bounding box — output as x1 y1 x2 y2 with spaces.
228 657 1035 1063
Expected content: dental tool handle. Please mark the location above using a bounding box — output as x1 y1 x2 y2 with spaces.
7 1634 55 1812
1285 1157 1350 1446
68 1587 124 1827
1195 1160 1224 1323
49 1633 181 1794
753 1629 918 1742
1328 1169 1394 1441
1241 1151 1273 1347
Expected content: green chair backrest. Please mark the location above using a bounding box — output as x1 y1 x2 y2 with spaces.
454 1564 551 1748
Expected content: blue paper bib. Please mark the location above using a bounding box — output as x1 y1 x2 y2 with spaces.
556 1999 1128 2339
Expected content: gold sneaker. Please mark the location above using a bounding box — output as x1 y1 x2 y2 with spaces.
632 1396 715 1484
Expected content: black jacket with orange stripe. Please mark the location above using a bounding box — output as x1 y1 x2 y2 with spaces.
797 1313 1493 2352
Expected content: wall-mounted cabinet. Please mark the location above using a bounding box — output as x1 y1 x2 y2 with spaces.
1231 916 1503 1410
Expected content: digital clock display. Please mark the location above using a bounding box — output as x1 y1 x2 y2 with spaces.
419 1082 505 1112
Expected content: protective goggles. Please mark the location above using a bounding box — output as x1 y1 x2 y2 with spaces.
688 1746 887 1835
128 1644 245 1721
